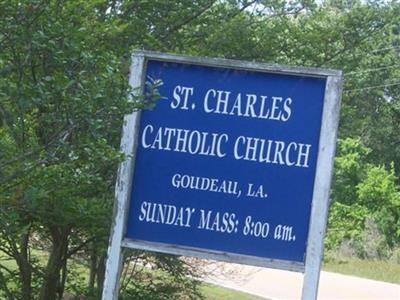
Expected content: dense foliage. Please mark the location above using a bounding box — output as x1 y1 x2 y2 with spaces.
327 138 400 257
1 0 399 299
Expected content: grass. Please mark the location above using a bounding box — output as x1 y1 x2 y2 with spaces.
201 283 267 300
0 249 267 299
323 257 400 284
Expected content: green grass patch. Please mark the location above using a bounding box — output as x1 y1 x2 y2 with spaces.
323 257 400 284
201 283 267 300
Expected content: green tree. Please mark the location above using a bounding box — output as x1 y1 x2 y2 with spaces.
0 1 157 299
326 138 371 251
326 138 400 256
357 164 400 248
1 0 269 299
331 138 370 205
2 0 400 298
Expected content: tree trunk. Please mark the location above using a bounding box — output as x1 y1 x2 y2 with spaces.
88 243 97 294
96 254 106 300
18 255 32 300
58 241 69 300
39 227 69 300
17 227 32 300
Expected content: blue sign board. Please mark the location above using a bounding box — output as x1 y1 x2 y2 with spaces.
124 57 330 265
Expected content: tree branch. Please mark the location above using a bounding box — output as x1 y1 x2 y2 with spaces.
158 0 218 42
66 236 97 259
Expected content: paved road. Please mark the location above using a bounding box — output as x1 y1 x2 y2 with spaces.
204 263 400 300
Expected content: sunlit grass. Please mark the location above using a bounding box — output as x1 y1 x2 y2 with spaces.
323 257 400 284
201 283 267 300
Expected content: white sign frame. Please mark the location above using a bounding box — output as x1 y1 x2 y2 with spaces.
101 50 343 300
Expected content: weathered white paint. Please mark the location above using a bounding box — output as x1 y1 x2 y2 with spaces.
101 54 145 300
122 239 305 272
301 75 343 300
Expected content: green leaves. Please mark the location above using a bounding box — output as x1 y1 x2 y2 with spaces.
325 202 369 251
331 138 370 205
328 138 400 254
357 164 400 247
